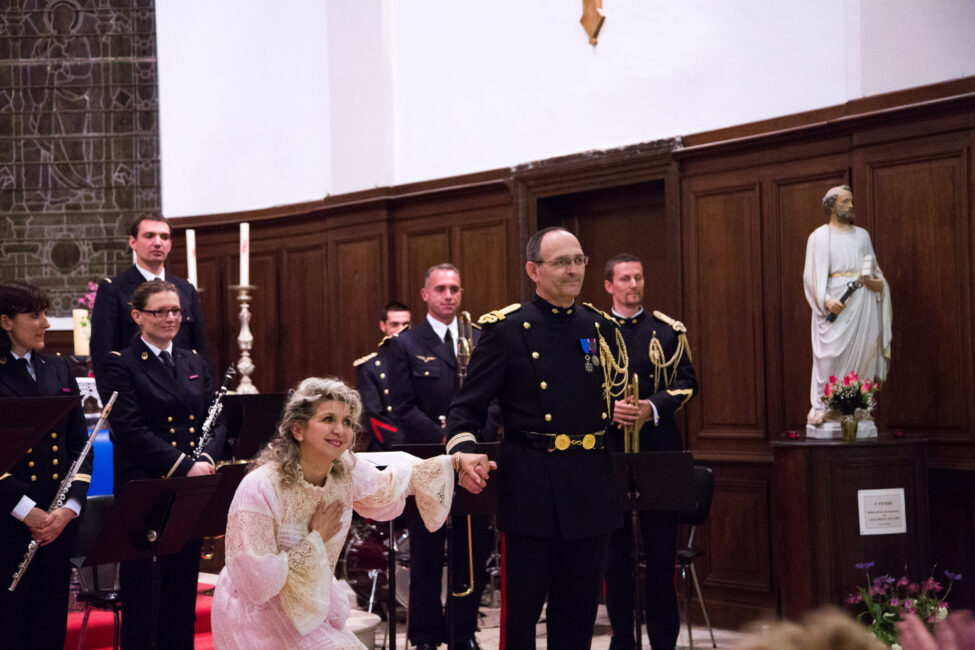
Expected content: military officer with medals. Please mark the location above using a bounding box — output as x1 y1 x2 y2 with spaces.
602 253 698 650
446 227 628 650
95 279 226 649
385 265 496 650
353 301 411 450
90 213 209 376
0 281 92 649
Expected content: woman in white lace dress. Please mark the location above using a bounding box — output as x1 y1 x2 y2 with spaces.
211 377 493 649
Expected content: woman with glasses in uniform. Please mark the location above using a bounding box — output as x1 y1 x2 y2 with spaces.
0 281 91 649
96 279 225 649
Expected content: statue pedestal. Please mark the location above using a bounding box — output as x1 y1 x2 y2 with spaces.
806 419 877 439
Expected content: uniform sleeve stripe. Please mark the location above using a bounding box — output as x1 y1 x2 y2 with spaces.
666 388 695 408
72 473 92 483
165 454 186 479
200 453 215 465
446 433 476 454
0 473 10 481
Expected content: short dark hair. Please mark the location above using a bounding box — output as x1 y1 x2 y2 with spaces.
821 185 852 218
604 253 642 281
526 227 571 263
129 213 171 239
424 263 460 285
130 279 178 312
0 281 49 353
381 301 410 321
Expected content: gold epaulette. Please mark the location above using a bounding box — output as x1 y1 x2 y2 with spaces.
471 321 482 330
478 303 521 325
353 352 378 367
653 310 687 333
110 351 122 357
104 277 112 284
583 302 620 325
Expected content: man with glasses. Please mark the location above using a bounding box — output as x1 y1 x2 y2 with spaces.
446 227 627 649
90 213 209 376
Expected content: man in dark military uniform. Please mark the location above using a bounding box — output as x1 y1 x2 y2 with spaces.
602 253 698 650
353 301 411 451
386 265 495 650
90 213 209 376
446 227 627 650
95 280 225 649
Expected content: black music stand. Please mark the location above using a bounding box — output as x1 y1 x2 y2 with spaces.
221 393 287 461
196 463 249 538
611 451 695 650
83 474 223 650
392 442 499 650
0 396 79 473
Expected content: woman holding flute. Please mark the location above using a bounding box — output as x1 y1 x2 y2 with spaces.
0 281 92 649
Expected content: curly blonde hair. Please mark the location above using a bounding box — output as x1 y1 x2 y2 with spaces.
258 377 362 488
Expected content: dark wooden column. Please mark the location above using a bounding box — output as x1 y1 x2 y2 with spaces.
771 437 930 619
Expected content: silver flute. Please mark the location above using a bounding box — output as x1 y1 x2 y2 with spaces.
10 391 118 591
192 365 235 461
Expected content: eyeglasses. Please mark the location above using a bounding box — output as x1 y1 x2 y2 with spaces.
139 307 182 319
533 255 589 269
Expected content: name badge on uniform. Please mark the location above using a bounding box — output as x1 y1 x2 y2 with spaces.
61 387 72 393
188 374 200 381
580 338 599 373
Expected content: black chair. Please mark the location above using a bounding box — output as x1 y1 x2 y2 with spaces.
71 494 121 650
676 465 717 649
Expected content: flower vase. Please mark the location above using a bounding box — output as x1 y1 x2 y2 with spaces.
840 414 858 442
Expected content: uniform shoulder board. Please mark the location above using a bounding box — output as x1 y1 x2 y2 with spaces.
478 303 521 325
104 277 112 284
354 352 378 367
110 350 122 357
471 321 482 330
582 302 619 325
55 352 62 357
192 349 198 355
653 310 687 333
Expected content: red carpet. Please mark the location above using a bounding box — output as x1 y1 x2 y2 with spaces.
64 583 214 649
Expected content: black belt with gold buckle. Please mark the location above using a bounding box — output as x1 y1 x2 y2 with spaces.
522 430 606 452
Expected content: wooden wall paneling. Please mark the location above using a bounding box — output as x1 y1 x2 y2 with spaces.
328 225 388 385
854 134 973 451
691 462 776 628
928 470 975 610
277 242 328 390
456 219 510 318
683 180 767 451
764 162 850 434
394 220 452 318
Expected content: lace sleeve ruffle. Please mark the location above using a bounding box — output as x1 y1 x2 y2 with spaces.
280 531 332 635
352 454 453 531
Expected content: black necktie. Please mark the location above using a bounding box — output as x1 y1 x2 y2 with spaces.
160 351 176 377
443 329 455 357
16 357 35 383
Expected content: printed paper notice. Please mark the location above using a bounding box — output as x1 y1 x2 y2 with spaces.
858 488 907 535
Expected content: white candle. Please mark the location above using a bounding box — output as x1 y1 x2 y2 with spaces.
239 222 250 286
186 229 198 288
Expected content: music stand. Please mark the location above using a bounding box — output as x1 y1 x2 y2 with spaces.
83 474 223 650
611 451 695 650
0 396 78 473
196 463 249 538
221 393 286 461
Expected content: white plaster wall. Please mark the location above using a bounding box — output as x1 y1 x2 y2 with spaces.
155 0 975 216
156 0 331 217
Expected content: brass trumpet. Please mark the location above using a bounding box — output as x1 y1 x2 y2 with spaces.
452 311 476 598
623 373 640 453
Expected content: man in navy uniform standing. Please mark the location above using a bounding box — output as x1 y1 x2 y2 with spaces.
90 213 209 376
386 264 493 650
354 301 411 450
446 228 627 650
602 253 698 650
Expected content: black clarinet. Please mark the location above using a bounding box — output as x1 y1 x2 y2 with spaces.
192 365 235 460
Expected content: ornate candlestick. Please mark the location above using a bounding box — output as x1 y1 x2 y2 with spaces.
231 285 258 394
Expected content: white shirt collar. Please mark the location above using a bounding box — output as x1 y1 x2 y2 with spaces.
426 313 458 346
141 337 174 358
135 263 165 282
611 306 644 319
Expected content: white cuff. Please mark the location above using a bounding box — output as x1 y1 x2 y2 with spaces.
648 399 660 425
63 498 82 517
11 495 37 521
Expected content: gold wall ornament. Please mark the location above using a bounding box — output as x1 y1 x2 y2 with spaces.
580 0 605 45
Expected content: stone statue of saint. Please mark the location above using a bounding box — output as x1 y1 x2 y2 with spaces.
803 185 892 430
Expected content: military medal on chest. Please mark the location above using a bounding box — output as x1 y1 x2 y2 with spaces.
580 337 599 372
